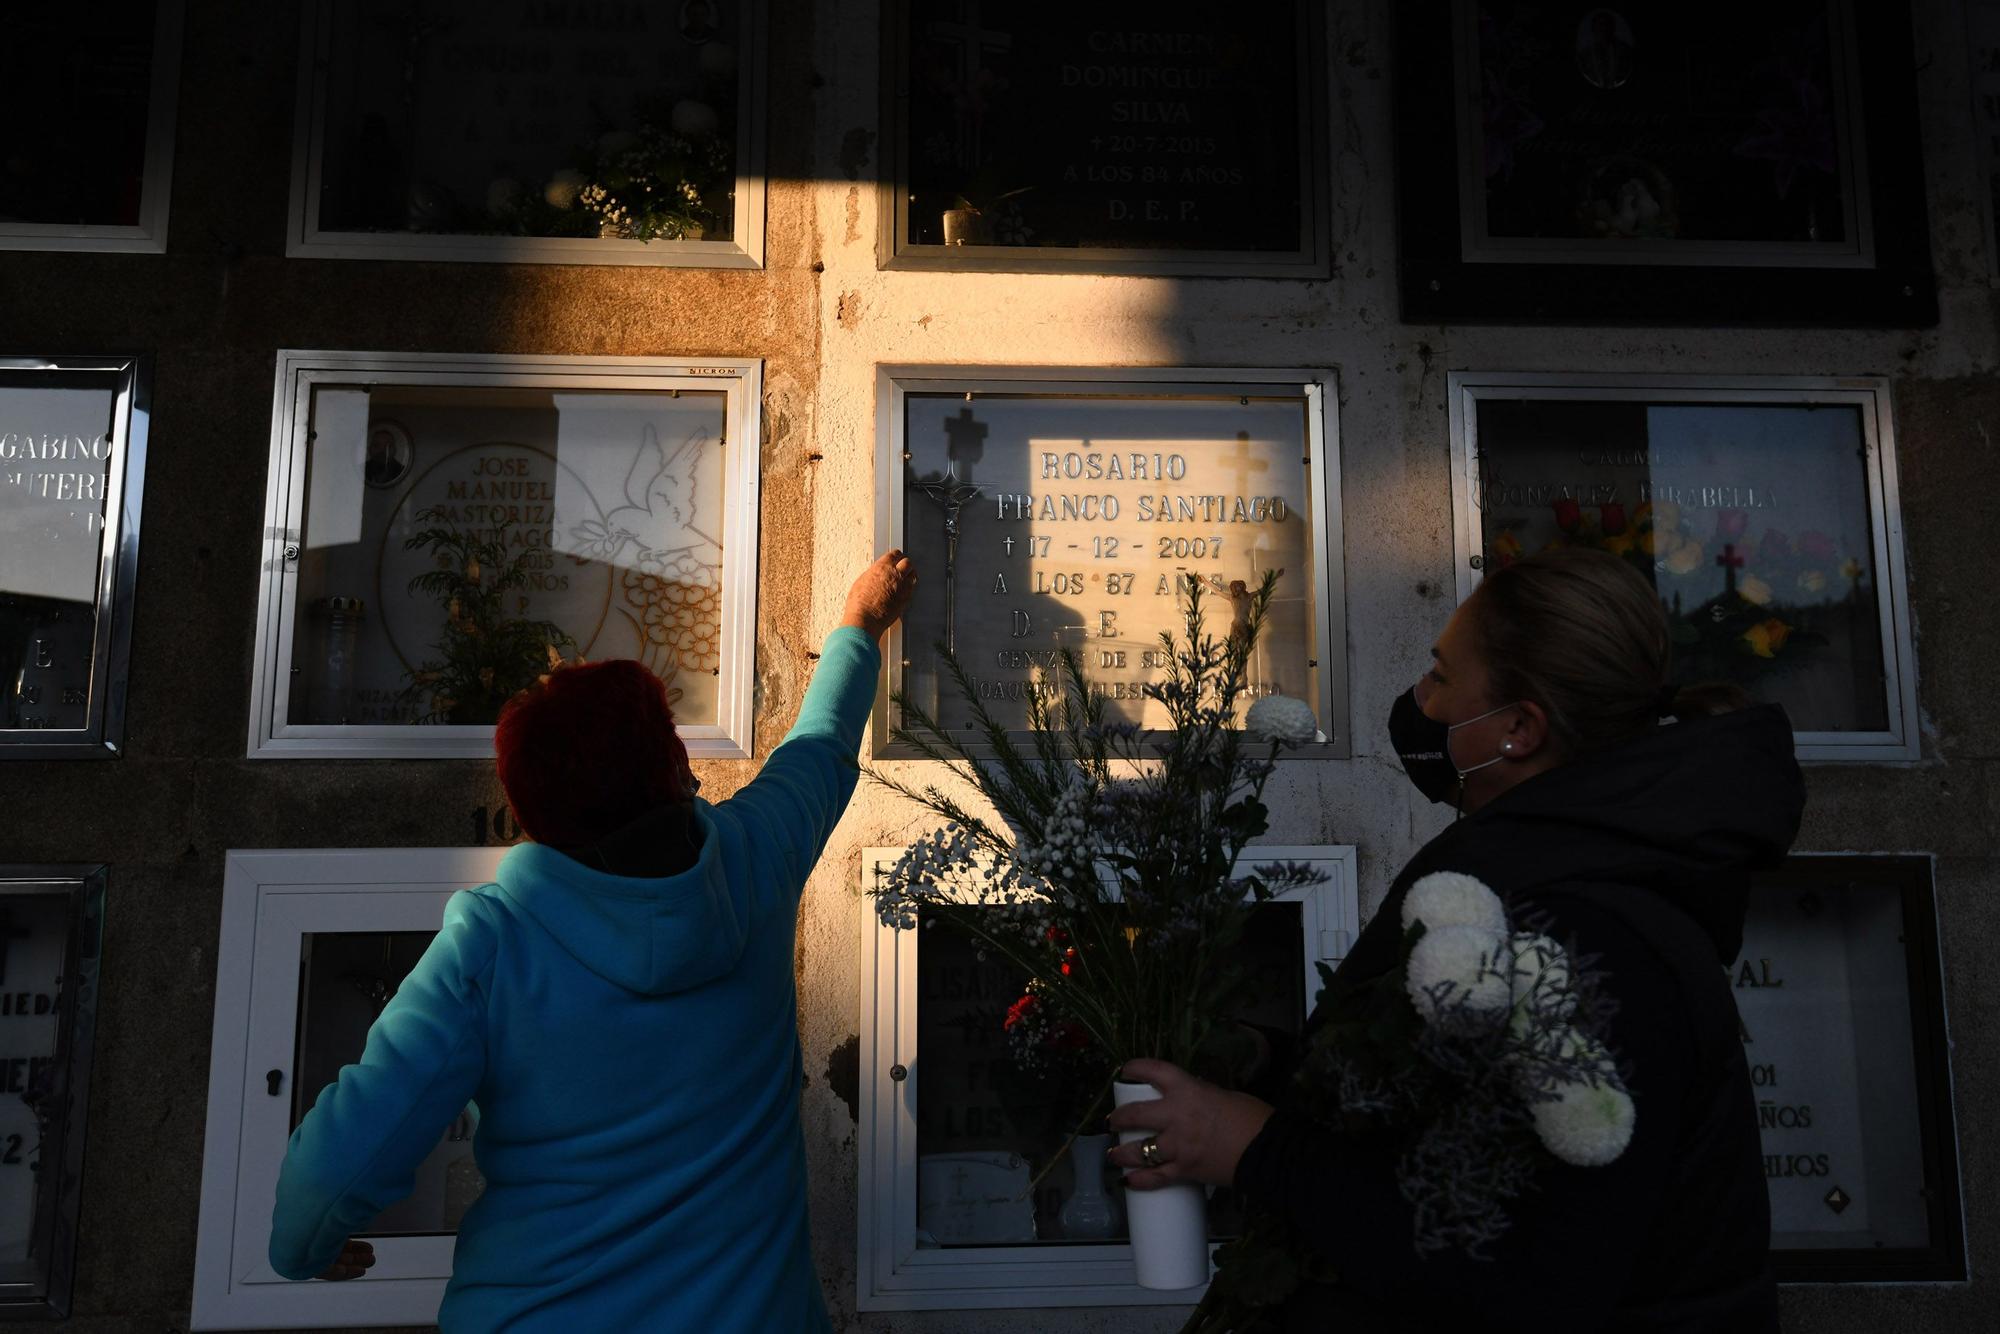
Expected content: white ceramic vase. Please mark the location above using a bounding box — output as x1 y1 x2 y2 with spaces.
1058 1132 1122 1239
1112 1080 1211 1290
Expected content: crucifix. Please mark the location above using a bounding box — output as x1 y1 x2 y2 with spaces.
1717 542 1745 596
909 403 992 656
925 2 1014 167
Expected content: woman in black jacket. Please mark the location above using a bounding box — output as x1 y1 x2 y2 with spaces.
1108 547 1804 1332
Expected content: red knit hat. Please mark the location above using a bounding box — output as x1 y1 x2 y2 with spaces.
494 658 693 850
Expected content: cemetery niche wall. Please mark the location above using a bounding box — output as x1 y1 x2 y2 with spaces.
882 0 1330 275
289 0 766 266
1447 373 1917 761
0 357 151 758
875 367 1348 756
249 352 761 759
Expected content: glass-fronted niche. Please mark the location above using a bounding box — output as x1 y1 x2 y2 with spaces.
0 868 104 1320
876 368 1348 756
250 353 760 759
195 850 507 1331
0 2 182 253
1742 855 1963 1283
289 0 765 266
857 846 1358 1310
1448 374 1916 761
1 358 151 758
883 0 1329 275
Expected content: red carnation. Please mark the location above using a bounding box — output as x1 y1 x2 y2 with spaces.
1003 994 1039 1031
1715 509 1750 542
1600 503 1627 537
1553 498 1582 533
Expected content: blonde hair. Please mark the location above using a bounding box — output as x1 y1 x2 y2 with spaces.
1467 548 1745 754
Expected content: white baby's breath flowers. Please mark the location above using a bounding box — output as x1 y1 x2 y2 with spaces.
544 169 587 209
1245 695 1318 746
1405 924 1511 1022
1401 871 1509 939
1531 1074 1636 1167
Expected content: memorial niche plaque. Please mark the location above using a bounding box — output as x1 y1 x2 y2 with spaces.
1455 376 1914 757
889 1 1327 273
0 359 147 757
1736 857 1963 1282
892 388 1327 747
0 870 104 1318
298 0 750 259
286 382 727 729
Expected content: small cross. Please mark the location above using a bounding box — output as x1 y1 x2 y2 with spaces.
1220 430 1269 495
1003 535 1015 555
1717 542 1745 595
943 406 988 476
0 908 32 989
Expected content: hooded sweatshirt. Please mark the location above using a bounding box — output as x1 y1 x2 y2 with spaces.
1233 703 1805 1333
268 626 882 1332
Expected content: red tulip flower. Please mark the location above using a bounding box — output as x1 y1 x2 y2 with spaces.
1553 498 1582 533
1600 503 1628 537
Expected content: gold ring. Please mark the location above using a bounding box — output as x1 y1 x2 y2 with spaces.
1139 1137 1162 1168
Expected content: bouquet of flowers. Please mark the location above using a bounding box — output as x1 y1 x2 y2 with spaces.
868 573 1325 1138
1186 871 1634 1332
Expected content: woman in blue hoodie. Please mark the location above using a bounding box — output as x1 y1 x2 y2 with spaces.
270 551 917 1332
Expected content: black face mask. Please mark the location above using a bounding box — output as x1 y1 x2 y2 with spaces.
1388 688 1519 808
1389 688 1460 804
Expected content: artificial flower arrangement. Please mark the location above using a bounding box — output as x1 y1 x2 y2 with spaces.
1186 872 1635 1332
869 572 1325 1166
400 507 575 724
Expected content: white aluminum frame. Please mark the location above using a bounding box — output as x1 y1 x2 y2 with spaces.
249 351 762 760
0 2 183 254
1446 372 1919 762
856 844 1360 1311
194 848 508 1331
284 0 768 268
873 366 1350 758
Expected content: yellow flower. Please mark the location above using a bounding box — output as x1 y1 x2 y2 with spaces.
1738 574 1774 606
1742 618 1793 658
1664 539 1704 575
1797 569 1827 596
1650 501 1681 532
465 558 482 582
1653 526 1683 558
1604 529 1638 557
1840 557 1865 582
1493 531 1525 563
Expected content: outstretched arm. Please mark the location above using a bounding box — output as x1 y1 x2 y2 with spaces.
724 551 917 885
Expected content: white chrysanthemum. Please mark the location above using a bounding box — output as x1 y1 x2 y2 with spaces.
1532 1076 1636 1167
1246 695 1319 746
1400 871 1508 938
544 169 587 209
1405 924 1511 1021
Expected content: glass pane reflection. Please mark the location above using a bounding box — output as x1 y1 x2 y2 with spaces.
293 931 481 1237
288 383 728 727
1475 400 1889 733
